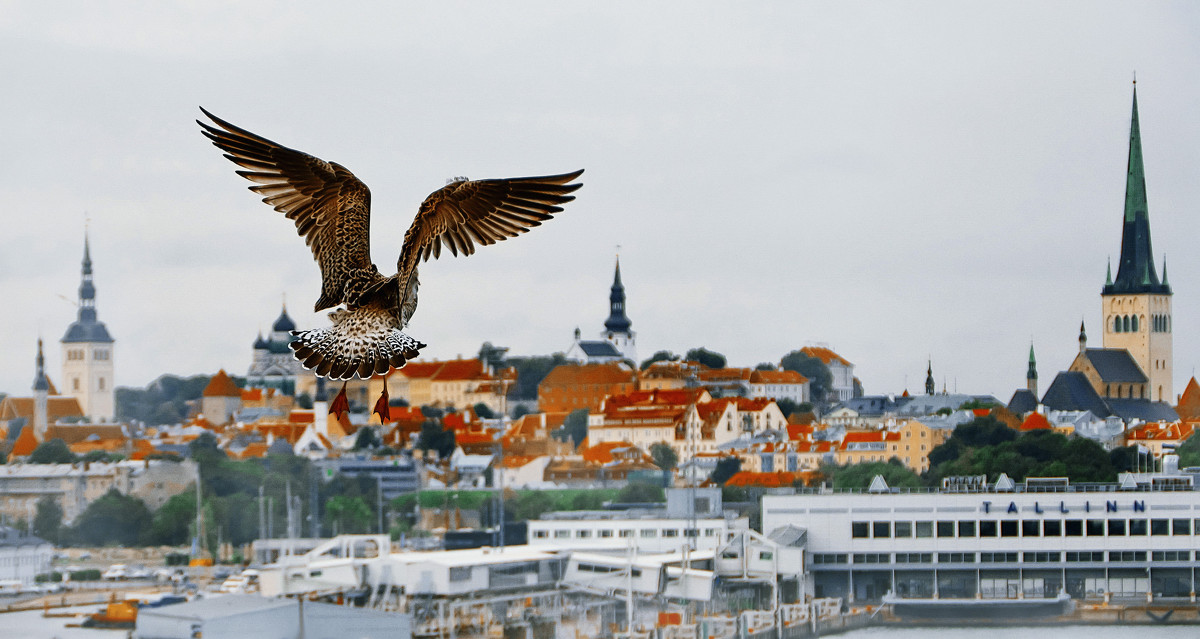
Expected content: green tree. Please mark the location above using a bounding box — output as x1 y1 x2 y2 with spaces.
148 491 197 546
640 350 679 370
1176 432 1200 468
478 342 510 371
325 496 373 534
779 351 834 404
30 439 76 464
507 491 556 520
617 481 665 503
416 421 456 459
649 443 678 471
554 409 590 449
709 457 742 485
506 353 569 400
823 459 922 490
473 403 496 420
686 347 726 370
33 496 62 542
354 426 381 450
68 489 152 546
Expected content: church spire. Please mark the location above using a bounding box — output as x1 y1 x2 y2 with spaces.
1105 82 1169 295
603 256 632 334
924 359 935 396
1027 343 1038 396
62 232 113 345
32 338 50 392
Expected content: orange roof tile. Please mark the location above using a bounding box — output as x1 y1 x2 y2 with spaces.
541 362 637 387
1019 412 1052 431
1178 378 1200 421
11 423 39 457
749 369 809 384
799 346 853 367
203 369 241 397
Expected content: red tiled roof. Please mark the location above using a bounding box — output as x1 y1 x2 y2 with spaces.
241 388 263 402
1019 412 1052 431
725 471 803 488
749 370 808 384
431 359 486 382
799 346 853 367
541 362 636 387
11 423 39 457
1178 378 1200 421
203 369 241 397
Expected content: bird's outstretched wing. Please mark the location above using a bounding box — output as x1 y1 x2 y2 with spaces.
197 107 376 311
392 170 584 306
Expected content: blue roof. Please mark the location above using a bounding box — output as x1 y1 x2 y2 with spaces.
1106 399 1179 423
1040 372 1111 418
1007 389 1038 416
62 318 114 343
1081 349 1147 383
579 341 621 357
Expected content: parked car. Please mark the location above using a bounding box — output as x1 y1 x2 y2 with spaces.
102 564 128 581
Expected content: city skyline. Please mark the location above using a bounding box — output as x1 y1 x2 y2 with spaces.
3 3 1199 400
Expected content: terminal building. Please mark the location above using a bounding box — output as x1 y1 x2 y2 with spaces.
763 466 1200 604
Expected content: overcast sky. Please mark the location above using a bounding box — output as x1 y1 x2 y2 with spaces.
2 2 1199 402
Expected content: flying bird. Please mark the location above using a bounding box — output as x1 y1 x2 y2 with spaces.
198 108 583 410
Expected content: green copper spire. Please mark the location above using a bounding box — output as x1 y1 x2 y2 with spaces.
1105 258 1112 286
1105 83 1170 295
1027 343 1037 380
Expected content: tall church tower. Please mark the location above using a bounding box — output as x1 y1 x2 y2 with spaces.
61 233 115 421
602 257 637 364
1100 84 1173 402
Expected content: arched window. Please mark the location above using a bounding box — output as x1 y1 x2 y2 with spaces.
1133 315 1141 332
1122 316 1130 332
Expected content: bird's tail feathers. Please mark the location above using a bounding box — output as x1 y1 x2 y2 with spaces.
289 308 425 380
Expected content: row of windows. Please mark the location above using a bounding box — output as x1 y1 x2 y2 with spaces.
534 527 719 540
852 518 1196 540
813 550 1197 565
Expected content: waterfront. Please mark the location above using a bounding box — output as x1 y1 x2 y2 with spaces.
843 626 1200 639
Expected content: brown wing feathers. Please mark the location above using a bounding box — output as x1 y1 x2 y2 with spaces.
415 170 584 262
198 108 372 311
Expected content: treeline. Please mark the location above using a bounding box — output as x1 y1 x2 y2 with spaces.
115 374 238 426
822 415 1152 490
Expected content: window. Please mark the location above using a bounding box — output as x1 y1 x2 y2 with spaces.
1152 551 1191 562
1172 519 1191 535
851 522 870 538
640 529 657 538
1128 519 1148 535
599 530 613 538
1086 520 1105 536
1021 520 1040 537
1065 551 1104 562
853 553 888 564
812 554 848 565
533 530 548 539
936 521 954 538
1108 519 1126 536
957 521 976 537
554 530 570 539
1043 520 1062 537
895 553 932 563
873 522 890 538
1000 520 1018 537
915 521 933 538
937 552 974 563
619 530 633 538
1065 520 1083 536
979 520 998 537
894 521 912 538
980 552 1018 563
1022 552 1061 563
1109 551 1146 562
576 530 592 538
1150 519 1169 536
450 566 472 582
662 529 678 538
